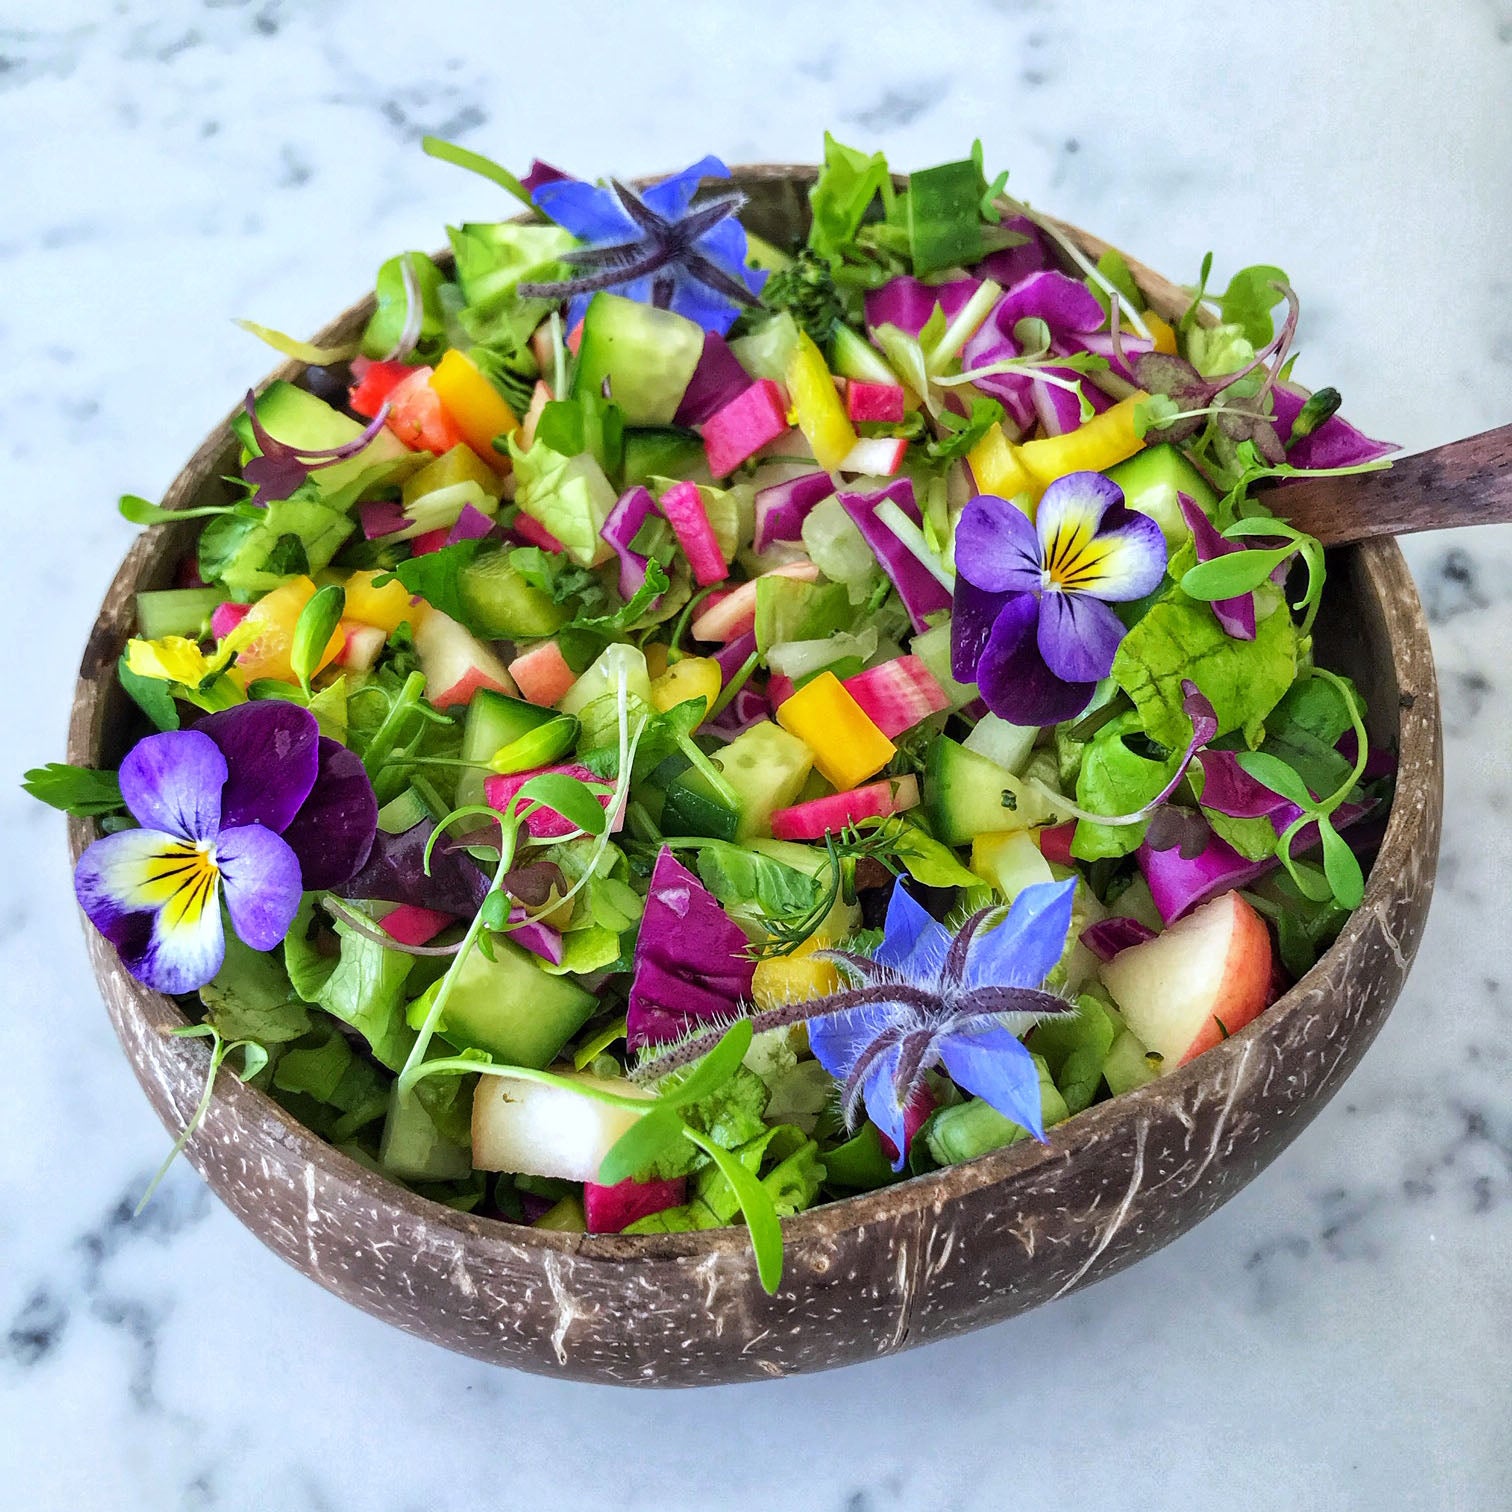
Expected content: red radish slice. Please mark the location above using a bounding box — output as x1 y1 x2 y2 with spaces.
414 610 516 708
513 512 566 553
583 1175 687 1233
509 641 578 707
484 763 620 839
211 601 252 641
845 380 907 424
657 480 729 586
843 655 949 738
770 775 919 841
691 561 820 642
379 903 454 947
702 377 791 478
837 436 907 476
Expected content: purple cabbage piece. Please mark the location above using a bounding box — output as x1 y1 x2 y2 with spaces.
673 331 754 426
752 471 834 552
626 847 756 1049
864 275 981 338
1080 916 1158 962
1180 493 1256 641
359 500 409 540
601 485 656 599
975 216 1052 288
508 910 564 966
1270 384 1398 471
713 630 757 682
710 685 770 737
837 478 953 633
445 502 496 545
335 818 491 918
1196 749 1304 825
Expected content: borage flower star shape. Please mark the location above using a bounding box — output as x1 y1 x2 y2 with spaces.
951 470 1168 726
74 701 378 993
521 156 766 335
807 879 1079 1170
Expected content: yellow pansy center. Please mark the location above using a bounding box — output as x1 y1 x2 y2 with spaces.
1041 516 1114 595
141 841 221 930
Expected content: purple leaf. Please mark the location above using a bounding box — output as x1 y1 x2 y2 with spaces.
1079 916 1157 962
335 818 491 917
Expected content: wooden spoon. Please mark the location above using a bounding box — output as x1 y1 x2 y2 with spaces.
1266 422 1512 546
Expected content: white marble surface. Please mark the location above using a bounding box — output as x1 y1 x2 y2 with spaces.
3 2 1510 1507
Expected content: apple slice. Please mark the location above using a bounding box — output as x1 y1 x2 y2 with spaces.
414 609 516 709
335 620 387 673
1099 890 1273 1068
472 1070 653 1182
690 560 819 642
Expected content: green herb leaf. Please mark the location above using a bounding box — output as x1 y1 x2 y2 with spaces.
1179 547 1292 601
595 1106 685 1187
509 771 609 837
118 653 181 731
290 584 346 693
660 1019 755 1111
1318 817 1365 908
1178 251 1215 337
119 494 256 526
1218 264 1289 346
682 1126 785 1294
421 135 535 210
1234 751 1318 811
21 763 124 817
925 395 1006 467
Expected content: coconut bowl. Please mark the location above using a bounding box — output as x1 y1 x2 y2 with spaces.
66 165 1442 1386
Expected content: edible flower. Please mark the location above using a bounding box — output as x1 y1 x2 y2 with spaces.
124 617 256 701
521 157 766 334
951 471 1168 725
807 879 1077 1168
74 702 378 992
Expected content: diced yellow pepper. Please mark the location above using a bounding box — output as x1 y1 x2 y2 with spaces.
972 830 1054 901
785 330 857 473
401 442 501 506
1017 392 1149 488
649 655 721 716
428 349 519 470
1144 312 1178 354
343 567 425 633
967 422 1036 501
751 935 844 1010
232 576 343 686
775 671 895 789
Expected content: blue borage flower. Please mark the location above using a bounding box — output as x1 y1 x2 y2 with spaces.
519 156 767 335
807 879 1078 1169
951 471 1168 726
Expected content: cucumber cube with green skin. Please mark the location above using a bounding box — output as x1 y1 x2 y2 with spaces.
134 587 228 640
712 721 815 839
1102 1028 1161 1095
1105 443 1219 546
659 762 742 842
456 546 571 641
572 293 706 427
412 936 596 1068
457 689 559 808
379 1085 471 1183
622 427 709 488
924 735 1061 847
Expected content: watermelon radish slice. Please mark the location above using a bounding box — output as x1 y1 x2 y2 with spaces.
753 471 835 552
509 641 578 707
484 762 620 839
691 561 820 642
379 903 455 947
512 512 566 553
410 526 451 555
770 775 920 841
837 436 908 476
845 380 907 424
702 377 791 478
583 1175 687 1234
211 600 252 641
766 672 796 710
657 480 729 586
843 655 950 738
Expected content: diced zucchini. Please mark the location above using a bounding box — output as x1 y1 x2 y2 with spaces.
712 721 815 838
456 545 571 640
1105 442 1218 546
622 427 709 488
457 688 557 808
924 735 1061 847
134 587 227 640
572 293 705 426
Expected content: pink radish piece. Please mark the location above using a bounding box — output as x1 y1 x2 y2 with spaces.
379 904 455 947
691 560 821 642
752 471 835 552
513 512 566 553
657 480 728 586
336 620 387 673
414 610 516 709
837 436 908 476
843 655 950 738
845 380 907 424
410 526 451 556
509 641 578 707
1038 822 1077 868
211 601 252 641
702 377 791 478
484 763 619 839
583 1175 688 1234
766 672 796 709
770 775 920 841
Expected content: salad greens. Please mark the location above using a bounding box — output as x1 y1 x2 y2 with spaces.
29 134 1398 1294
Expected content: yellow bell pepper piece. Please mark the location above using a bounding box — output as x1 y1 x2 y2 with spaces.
232 576 344 686
428 349 519 469
400 443 501 506
752 935 844 1010
649 655 721 716
1017 392 1149 488
775 671 895 789
972 830 1055 901
967 422 1036 500
343 567 425 633
785 330 857 473
1144 312 1178 353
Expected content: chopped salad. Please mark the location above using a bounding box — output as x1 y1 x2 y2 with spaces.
28 135 1398 1290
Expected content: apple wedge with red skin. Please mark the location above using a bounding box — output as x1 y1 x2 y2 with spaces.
414 609 516 708
1099 890 1274 1068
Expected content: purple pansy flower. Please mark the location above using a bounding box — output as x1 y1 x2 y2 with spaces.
807 880 1077 1169
951 472 1168 726
522 156 766 335
74 702 378 994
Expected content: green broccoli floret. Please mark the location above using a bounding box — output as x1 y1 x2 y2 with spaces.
760 248 845 345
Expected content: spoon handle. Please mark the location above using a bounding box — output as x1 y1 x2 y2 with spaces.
1268 423 1512 547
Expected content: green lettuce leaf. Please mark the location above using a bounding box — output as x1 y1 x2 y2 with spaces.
507 434 618 567
200 933 312 1045
361 252 449 362
807 133 894 262
1070 713 1176 861
376 539 482 624
201 493 355 598
692 841 821 921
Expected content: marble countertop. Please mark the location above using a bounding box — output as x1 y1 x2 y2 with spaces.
3 2 1509 1507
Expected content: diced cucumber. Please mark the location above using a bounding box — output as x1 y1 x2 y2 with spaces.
909 621 978 709
924 1057 1068 1164
729 311 800 384
457 688 557 808
134 587 227 640
659 761 742 842
924 735 1061 847
558 643 653 717
830 323 903 388
376 786 433 835
415 936 596 1068
1105 442 1218 546
456 545 571 640
572 293 705 426
963 712 1039 774
712 721 814 838
379 1085 471 1182
1103 1028 1162 1095
622 427 709 488
231 380 411 504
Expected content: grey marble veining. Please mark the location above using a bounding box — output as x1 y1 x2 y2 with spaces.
2 2 1509 1508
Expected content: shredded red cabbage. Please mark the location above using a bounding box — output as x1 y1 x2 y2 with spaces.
1080 916 1158 962
601 486 656 599
753 471 835 552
